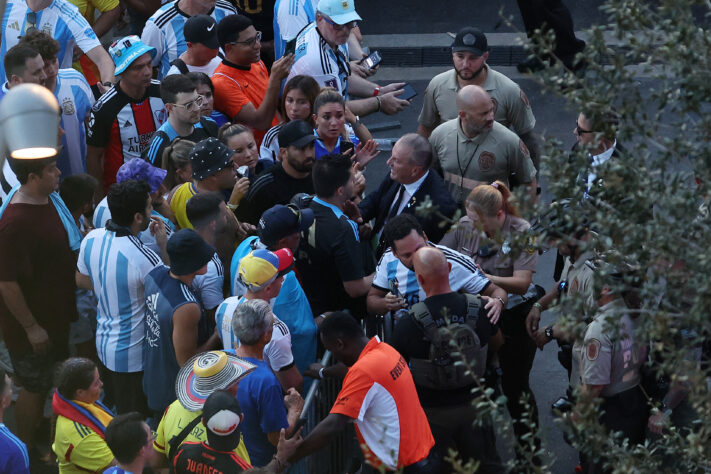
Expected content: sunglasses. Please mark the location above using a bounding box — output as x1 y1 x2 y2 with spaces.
230 30 262 47
170 95 205 112
321 16 358 31
25 11 37 34
575 121 593 134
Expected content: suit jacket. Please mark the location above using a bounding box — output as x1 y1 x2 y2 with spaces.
359 170 458 245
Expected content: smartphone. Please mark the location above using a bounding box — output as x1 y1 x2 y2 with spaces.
399 83 417 101
361 51 382 69
236 165 249 178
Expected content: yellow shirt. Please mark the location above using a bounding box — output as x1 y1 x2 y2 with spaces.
52 416 114 474
155 399 251 464
169 182 198 229
66 0 118 24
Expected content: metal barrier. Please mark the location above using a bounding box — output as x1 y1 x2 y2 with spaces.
299 351 361 473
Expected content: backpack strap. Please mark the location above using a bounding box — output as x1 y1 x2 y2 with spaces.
167 413 202 461
410 301 438 341
169 58 190 75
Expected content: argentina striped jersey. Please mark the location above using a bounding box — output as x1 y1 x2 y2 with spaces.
372 243 491 308
55 68 95 176
141 0 238 79
0 0 100 82
215 296 294 371
77 228 162 372
273 0 316 59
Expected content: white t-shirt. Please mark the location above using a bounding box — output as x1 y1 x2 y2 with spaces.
191 252 225 311
165 56 222 77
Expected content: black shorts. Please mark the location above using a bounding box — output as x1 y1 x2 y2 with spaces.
10 349 65 394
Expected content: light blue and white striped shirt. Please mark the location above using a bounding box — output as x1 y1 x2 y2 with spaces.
77 228 162 372
0 0 100 82
141 0 238 79
215 296 294 372
273 0 316 60
55 68 95 177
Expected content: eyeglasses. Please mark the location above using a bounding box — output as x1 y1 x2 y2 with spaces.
321 16 358 31
170 95 205 112
575 121 594 134
25 12 37 34
230 31 262 47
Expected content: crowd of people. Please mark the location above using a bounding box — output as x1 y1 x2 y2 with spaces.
0 0 696 473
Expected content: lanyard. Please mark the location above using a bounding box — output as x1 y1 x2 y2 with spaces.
456 138 480 203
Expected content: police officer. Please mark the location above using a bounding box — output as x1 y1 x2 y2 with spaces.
526 202 597 411
439 181 541 460
571 261 648 473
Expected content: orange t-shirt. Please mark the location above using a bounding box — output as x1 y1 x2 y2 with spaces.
330 337 434 470
212 59 279 147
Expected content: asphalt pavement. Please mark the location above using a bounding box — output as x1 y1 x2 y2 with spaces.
358 64 580 472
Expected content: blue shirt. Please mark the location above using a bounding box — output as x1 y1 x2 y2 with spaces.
236 357 289 467
143 265 209 412
0 423 29 474
230 237 317 381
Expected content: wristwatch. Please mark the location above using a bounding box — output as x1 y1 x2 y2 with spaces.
545 325 554 340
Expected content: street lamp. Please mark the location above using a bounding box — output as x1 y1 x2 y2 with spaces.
0 83 60 162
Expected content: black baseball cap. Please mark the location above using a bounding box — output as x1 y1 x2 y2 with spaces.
190 138 234 180
167 229 215 275
185 15 219 50
258 204 314 247
452 27 489 56
202 390 243 452
278 120 317 149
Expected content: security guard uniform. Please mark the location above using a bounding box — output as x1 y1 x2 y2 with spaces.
573 298 648 472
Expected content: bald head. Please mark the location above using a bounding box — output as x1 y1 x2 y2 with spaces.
457 85 495 137
414 247 452 296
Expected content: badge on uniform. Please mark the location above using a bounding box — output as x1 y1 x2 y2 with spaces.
62 98 75 116
586 338 601 361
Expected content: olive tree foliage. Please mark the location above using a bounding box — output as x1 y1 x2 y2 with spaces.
417 0 711 472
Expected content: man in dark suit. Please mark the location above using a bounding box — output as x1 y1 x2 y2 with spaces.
359 133 458 256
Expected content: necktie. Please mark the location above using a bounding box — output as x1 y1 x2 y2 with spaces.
387 184 406 220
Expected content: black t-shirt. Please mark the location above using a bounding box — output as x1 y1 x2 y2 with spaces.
142 117 219 166
295 198 375 317
232 0 276 41
235 163 314 224
390 292 496 408
172 441 252 473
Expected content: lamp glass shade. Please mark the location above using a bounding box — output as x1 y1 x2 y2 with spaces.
0 84 60 160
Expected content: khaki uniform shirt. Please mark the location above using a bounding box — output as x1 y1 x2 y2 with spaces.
439 215 537 278
418 66 536 135
429 119 536 204
559 250 596 318
572 298 644 397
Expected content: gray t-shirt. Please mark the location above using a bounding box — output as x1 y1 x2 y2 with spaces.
418 66 536 135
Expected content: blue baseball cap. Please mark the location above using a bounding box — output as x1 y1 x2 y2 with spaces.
317 0 361 25
109 36 157 75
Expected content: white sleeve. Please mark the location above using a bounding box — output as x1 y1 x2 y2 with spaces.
165 65 180 76
259 137 280 162
277 0 308 41
141 22 165 67
449 255 490 295
77 237 90 275
192 261 225 310
264 322 294 371
63 3 101 53
372 253 392 291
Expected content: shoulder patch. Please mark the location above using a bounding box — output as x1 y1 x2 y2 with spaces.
586 338 601 361
520 90 530 107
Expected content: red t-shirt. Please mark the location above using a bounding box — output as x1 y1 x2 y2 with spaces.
212 59 279 147
330 337 434 470
0 202 77 355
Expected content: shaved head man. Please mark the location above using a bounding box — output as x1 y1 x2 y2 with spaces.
413 247 452 294
456 85 496 138
390 248 504 472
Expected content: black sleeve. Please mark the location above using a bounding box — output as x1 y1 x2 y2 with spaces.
142 131 169 166
202 117 219 137
86 103 112 148
475 307 495 347
331 218 366 282
390 316 418 362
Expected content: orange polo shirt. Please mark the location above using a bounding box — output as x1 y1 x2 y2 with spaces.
330 336 434 470
212 59 278 147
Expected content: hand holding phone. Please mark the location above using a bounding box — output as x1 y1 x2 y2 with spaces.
360 51 382 69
